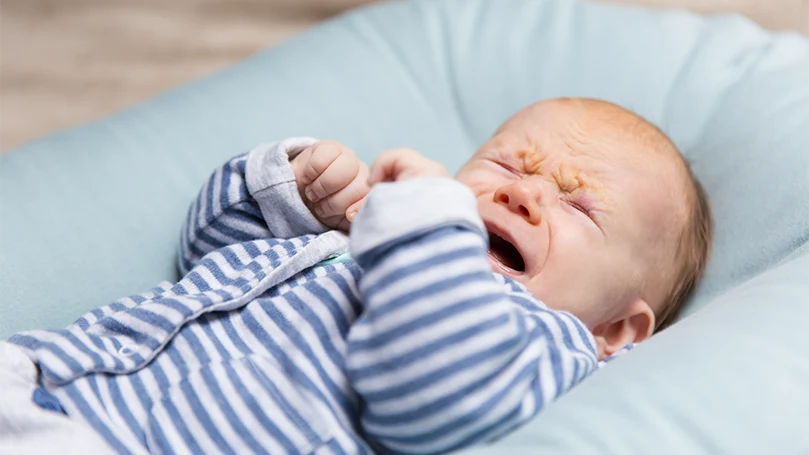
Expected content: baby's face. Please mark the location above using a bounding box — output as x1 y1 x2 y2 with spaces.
455 99 685 330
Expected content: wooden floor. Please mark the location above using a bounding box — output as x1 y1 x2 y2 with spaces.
0 0 373 151
1 0 806 152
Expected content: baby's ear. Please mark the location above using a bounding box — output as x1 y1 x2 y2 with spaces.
592 298 654 360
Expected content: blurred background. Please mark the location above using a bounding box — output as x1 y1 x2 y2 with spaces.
1 0 807 152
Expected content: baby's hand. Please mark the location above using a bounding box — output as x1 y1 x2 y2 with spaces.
292 140 370 232
369 148 451 184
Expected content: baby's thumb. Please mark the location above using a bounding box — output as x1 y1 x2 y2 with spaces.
368 153 397 185
345 196 367 222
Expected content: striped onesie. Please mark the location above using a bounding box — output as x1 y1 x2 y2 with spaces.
10 138 604 454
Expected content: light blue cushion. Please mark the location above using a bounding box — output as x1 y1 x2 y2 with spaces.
1 0 807 453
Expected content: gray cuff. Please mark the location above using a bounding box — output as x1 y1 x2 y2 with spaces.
245 138 329 238
349 178 486 258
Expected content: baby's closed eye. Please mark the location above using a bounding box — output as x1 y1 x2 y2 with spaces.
563 193 603 230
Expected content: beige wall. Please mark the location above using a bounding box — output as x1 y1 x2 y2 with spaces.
1 0 806 152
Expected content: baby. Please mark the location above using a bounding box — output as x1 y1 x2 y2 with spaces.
8 98 712 454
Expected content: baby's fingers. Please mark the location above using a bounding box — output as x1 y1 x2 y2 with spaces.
311 166 369 219
298 141 343 186
369 148 419 184
305 151 361 203
369 148 449 184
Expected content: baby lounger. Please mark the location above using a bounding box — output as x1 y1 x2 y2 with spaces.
1 0 807 453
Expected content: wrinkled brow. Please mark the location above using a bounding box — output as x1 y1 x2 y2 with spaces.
516 148 546 174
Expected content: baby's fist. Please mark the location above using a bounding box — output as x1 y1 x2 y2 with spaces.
292 140 370 232
369 148 451 184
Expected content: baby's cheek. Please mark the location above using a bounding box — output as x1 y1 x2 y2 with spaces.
454 176 489 197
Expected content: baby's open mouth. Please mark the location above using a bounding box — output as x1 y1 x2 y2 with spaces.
488 231 526 273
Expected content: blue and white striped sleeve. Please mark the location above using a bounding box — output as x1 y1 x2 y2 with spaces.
179 137 328 274
346 178 600 455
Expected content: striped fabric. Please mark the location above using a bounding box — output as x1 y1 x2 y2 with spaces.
10 141 601 455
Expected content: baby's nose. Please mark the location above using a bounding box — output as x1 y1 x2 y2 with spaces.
494 183 542 225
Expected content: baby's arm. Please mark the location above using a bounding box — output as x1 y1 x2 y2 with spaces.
346 178 599 455
178 138 368 274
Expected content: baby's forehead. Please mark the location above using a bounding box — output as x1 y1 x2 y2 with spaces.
493 100 677 165
494 101 687 207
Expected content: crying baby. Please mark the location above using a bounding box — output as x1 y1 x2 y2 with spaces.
455 98 713 351
9 97 712 454
303 96 713 355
